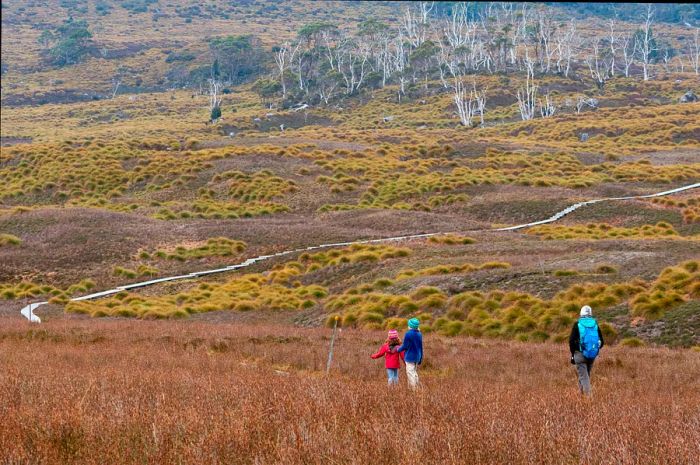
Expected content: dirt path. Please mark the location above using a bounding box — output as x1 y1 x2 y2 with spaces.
20 182 700 322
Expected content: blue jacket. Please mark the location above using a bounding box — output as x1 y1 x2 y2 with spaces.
396 329 423 364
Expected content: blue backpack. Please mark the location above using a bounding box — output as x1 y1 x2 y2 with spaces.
578 317 600 359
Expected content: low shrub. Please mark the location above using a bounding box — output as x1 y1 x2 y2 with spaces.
596 265 618 274
554 270 579 277
0 234 21 246
620 337 646 347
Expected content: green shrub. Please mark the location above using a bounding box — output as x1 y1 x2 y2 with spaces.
599 322 619 345
620 337 646 347
442 321 464 337
0 234 22 246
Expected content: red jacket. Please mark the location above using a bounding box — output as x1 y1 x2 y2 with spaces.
371 343 405 369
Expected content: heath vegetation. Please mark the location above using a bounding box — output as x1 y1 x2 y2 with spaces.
1 2 699 463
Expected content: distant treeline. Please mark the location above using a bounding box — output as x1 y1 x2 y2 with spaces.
24 1 700 109
549 3 700 25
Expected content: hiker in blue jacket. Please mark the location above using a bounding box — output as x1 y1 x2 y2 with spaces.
394 318 423 388
569 305 605 396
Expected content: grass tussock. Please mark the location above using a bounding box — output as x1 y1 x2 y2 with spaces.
0 233 22 246
630 260 699 319
152 237 246 261
113 265 159 279
214 169 298 201
427 234 476 245
326 260 697 344
650 196 700 224
527 222 685 240
40 251 699 344
66 273 329 319
0 279 95 302
270 244 412 284
395 261 509 280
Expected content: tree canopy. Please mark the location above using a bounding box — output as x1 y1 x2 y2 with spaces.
47 18 94 66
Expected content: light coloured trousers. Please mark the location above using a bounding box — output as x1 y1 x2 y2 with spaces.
573 351 594 396
405 362 420 388
387 368 399 385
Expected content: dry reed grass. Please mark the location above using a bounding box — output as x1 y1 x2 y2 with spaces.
0 320 698 465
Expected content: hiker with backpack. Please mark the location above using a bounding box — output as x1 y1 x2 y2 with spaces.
393 318 423 389
569 305 605 396
370 329 405 386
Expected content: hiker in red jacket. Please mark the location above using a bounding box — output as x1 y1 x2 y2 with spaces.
371 329 405 385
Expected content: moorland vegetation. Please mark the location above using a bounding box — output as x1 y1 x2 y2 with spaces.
1 1 699 350
1 3 700 464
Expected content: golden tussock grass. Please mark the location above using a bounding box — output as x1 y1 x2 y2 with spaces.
326 260 698 341
0 279 95 303
0 233 22 246
650 196 700 224
527 221 688 240
150 237 247 261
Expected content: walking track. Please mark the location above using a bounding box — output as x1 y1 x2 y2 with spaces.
20 182 700 322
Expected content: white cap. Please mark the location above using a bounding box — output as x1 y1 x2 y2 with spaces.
580 305 592 317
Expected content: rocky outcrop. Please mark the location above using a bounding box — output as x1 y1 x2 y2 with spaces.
679 90 697 103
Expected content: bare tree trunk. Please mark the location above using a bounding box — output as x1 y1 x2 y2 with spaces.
635 4 655 81
539 92 556 118
402 2 433 48
576 96 598 114
621 33 634 77
111 80 121 99
453 78 484 127
274 42 299 100
586 39 611 91
516 68 537 121
608 19 618 77
688 28 700 75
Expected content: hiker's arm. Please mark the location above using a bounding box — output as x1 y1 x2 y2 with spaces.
371 344 387 359
418 337 423 365
395 340 407 353
598 326 605 349
568 323 578 355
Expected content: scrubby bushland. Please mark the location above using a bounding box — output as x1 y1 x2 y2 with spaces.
315 147 699 212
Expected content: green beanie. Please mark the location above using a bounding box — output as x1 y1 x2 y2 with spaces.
408 318 420 329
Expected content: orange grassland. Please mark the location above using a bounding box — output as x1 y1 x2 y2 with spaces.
1 320 698 465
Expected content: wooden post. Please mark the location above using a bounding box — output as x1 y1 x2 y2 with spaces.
326 316 340 375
